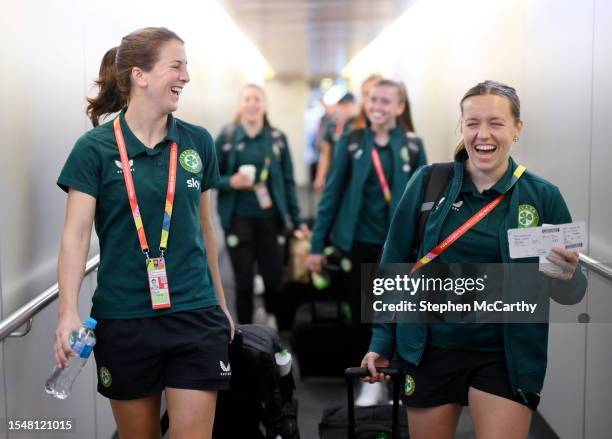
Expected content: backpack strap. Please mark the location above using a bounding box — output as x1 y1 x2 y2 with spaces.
220 124 237 174
411 162 454 260
405 131 421 172
347 128 365 155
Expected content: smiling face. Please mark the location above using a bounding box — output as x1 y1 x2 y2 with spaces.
133 39 189 114
461 94 523 174
238 85 266 124
366 84 405 130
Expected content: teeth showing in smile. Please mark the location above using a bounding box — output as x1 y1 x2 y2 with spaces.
475 144 496 152
171 87 182 96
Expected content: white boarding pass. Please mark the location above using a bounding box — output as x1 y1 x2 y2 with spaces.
507 222 586 259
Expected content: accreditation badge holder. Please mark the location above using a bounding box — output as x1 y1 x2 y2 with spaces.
147 257 171 309
254 183 273 209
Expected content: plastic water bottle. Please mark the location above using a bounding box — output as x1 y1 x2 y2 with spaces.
45 317 97 400
274 349 293 377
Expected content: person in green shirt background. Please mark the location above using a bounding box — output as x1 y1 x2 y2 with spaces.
54 27 233 439
307 79 427 405
215 84 308 326
312 92 357 192
361 80 587 439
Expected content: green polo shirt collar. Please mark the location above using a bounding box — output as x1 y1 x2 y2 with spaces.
460 158 513 197
233 123 265 143
119 109 180 158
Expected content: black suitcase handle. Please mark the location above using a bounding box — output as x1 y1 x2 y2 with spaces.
344 367 403 439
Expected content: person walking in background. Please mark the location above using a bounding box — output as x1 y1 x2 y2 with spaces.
55 27 233 439
308 79 427 406
215 84 308 326
312 92 358 192
343 73 384 133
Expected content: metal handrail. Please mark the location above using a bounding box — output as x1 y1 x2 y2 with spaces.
0 255 100 342
579 253 612 281
0 252 609 342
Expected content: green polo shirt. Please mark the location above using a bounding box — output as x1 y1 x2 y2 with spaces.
429 161 513 351
57 110 220 319
354 143 394 245
233 126 278 218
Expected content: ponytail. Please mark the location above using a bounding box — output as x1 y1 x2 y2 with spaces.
86 47 126 127
85 27 184 127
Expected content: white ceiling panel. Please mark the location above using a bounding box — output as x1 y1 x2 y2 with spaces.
219 0 414 79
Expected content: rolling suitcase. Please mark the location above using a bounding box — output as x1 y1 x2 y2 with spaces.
319 367 409 439
290 299 353 378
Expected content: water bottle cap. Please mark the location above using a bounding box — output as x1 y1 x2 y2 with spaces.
83 317 97 329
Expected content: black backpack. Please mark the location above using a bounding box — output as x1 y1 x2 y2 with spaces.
412 162 454 260
159 324 299 439
213 324 300 439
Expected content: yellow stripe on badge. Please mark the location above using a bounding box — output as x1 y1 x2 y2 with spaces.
135 217 144 230
165 201 173 214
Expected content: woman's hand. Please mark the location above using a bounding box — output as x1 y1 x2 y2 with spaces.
542 246 579 281
313 176 326 193
222 306 235 342
54 311 82 368
306 253 326 272
298 223 310 238
360 352 391 383
229 173 254 190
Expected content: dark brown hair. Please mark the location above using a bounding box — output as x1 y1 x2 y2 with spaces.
86 27 184 127
233 84 271 128
455 80 521 154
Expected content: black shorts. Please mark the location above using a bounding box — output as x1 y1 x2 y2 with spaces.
93 305 231 400
400 346 540 410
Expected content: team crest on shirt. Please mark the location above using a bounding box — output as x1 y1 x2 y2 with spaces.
100 366 112 388
179 149 202 173
518 204 539 228
404 374 416 396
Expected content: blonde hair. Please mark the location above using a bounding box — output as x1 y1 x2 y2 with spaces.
234 84 271 127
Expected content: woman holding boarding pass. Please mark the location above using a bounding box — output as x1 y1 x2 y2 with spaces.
361 80 587 439
54 27 233 439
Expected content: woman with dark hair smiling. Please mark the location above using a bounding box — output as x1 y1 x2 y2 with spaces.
55 27 233 438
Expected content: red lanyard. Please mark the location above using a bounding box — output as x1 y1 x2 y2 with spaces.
371 147 392 204
113 117 178 258
410 165 527 275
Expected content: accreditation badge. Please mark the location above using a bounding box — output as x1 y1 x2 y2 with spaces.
146 257 171 309
254 182 273 209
